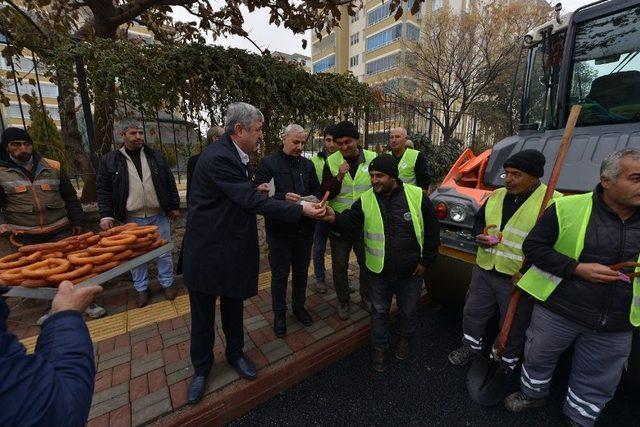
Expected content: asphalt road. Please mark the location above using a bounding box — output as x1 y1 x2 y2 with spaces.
232 304 638 426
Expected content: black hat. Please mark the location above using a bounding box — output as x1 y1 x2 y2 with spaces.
504 149 546 178
369 154 399 179
1 127 31 146
332 121 360 140
323 125 335 137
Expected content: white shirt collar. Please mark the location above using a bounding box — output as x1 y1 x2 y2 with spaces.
231 140 250 165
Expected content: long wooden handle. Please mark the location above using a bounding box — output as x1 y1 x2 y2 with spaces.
495 105 582 356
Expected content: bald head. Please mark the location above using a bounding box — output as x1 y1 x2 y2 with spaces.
389 127 408 154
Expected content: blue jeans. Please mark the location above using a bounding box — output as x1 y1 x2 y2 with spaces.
312 221 330 282
128 214 173 292
370 275 423 351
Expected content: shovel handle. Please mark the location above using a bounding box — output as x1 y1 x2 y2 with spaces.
495 105 582 357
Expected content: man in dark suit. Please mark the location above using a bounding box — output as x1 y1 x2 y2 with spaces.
182 103 325 404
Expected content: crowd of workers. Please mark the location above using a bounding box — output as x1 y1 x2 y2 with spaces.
0 101 639 427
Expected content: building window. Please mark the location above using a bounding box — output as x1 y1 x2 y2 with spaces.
366 24 402 52
127 32 155 44
0 56 35 72
313 54 336 73
367 3 392 27
4 104 59 120
433 0 443 11
350 32 359 46
312 33 336 53
406 23 421 41
366 53 400 76
350 55 359 68
3 79 59 98
350 10 360 23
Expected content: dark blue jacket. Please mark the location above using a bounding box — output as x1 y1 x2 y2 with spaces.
254 148 322 237
0 297 95 426
183 134 303 298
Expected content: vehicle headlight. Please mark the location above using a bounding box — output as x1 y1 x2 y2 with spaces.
449 204 467 223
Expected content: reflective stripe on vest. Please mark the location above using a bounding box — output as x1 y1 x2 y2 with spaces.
361 184 424 274
476 184 561 275
517 192 640 327
397 148 419 185
327 149 377 213
311 154 325 183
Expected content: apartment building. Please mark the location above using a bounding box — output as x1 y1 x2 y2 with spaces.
272 51 312 72
0 24 154 130
310 0 478 145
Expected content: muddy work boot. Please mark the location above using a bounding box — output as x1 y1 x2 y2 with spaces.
85 303 107 319
448 344 473 366
395 337 411 360
504 391 546 412
315 280 327 294
372 348 386 373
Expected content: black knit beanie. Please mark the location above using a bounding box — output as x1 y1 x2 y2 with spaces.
369 154 399 179
332 121 360 140
503 149 545 178
1 127 31 146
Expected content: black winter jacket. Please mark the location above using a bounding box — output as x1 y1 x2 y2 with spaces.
522 185 640 332
97 145 180 222
254 148 322 237
333 183 441 280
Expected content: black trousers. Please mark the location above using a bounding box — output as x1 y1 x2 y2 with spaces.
267 233 313 313
188 289 244 376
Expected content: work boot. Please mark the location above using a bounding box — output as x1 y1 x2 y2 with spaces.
504 391 546 412
338 301 350 320
360 296 372 313
293 307 313 327
137 290 150 308
395 337 411 360
273 312 287 337
315 280 327 294
85 303 106 319
164 285 177 301
372 348 386 373
448 344 473 366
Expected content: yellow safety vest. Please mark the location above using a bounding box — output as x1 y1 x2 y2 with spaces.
397 148 420 185
517 192 640 327
476 184 562 275
311 154 326 183
361 184 424 273
327 149 377 213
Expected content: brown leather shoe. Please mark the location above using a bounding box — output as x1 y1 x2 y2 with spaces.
372 348 386 373
137 290 150 308
164 285 177 301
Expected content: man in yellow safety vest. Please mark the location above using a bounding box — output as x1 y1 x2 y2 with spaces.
321 154 440 372
504 148 640 427
321 120 376 319
448 149 559 373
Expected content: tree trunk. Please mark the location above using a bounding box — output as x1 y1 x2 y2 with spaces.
93 80 117 155
57 69 98 202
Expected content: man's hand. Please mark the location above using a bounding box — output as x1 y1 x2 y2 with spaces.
72 226 84 235
301 202 326 219
256 183 270 195
168 209 181 221
0 224 11 235
413 264 426 276
476 234 498 248
319 206 336 223
285 193 301 203
573 263 621 283
51 281 103 314
337 162 350 181
99 218 114 230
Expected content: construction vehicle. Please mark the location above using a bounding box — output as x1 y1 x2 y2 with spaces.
426 0 640 382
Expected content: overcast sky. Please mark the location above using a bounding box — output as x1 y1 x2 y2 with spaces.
171 0 597 57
